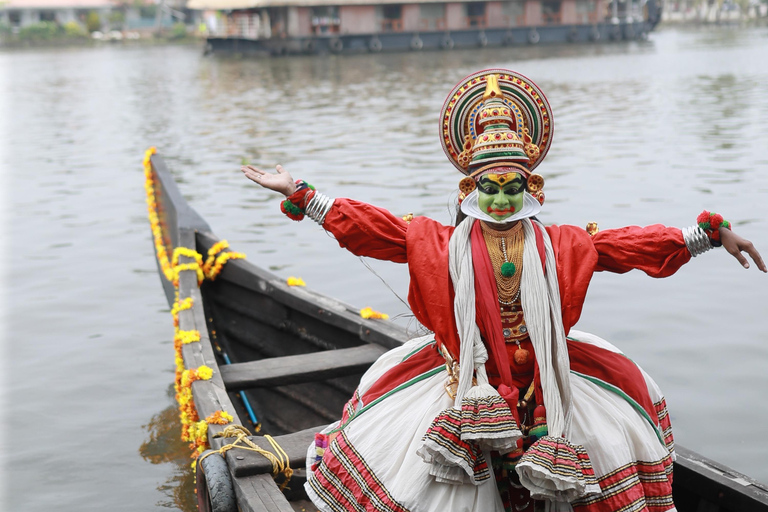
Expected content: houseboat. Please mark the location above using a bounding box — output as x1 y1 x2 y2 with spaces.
188 0 661 55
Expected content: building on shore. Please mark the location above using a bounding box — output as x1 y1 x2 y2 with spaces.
0 0 115 29
189 0 662 54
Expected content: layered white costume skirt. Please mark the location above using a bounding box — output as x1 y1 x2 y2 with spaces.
305 332 676 512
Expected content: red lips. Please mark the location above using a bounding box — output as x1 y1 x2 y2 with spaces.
487 206 515 215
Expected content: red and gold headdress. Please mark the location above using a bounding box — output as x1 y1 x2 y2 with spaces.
440 69 553 204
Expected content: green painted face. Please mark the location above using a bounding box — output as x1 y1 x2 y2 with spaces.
477 173 526 221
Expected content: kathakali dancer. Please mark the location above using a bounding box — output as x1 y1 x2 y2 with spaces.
242 69 765 512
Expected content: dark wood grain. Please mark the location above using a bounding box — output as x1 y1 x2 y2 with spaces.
231 474 297 512
220 344 386 390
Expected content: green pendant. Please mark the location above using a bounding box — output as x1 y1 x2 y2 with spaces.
501 261 516 277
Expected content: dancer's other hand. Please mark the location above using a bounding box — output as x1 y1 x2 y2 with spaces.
241 164 296 196
720 228 767 272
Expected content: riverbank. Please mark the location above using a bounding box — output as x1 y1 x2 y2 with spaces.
0 21 203 49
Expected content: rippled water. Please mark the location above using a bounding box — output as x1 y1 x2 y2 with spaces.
3 26 767 511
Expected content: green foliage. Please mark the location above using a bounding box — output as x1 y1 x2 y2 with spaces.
169 22 187 39
0 21 11 36
85 11 101 32
63 20 88 38
138 3 157 19
108 11 126 26
18 21 61 41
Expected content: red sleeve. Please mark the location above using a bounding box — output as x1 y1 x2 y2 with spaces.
592 224 691 277
321 198 409 263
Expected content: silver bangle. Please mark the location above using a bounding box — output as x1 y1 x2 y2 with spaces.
305 192 334 225
682 225 712 257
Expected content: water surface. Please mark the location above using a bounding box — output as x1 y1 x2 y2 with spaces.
3 26 767 511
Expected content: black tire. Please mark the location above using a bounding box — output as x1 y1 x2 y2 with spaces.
329 38 343 53
410 36 423 50
567 27 578 42
304 39 316 53
196 452 237 512
527 28 539 44
589 26 600 41
441 36 454 50
369 37 382 52
624 24 635 40
503 31 515 45
609 24 621 40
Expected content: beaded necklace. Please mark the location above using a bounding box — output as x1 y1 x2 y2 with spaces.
480 221 524 305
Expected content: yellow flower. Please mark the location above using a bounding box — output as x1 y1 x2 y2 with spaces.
360 307 389 320
197 366 214 380
287 276 306 287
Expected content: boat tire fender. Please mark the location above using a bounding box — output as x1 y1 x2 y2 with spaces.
304 39 316 53
610 24 621 40
624 24 635 40
410 36 423 51
196 451 237 512
589 26 600 41
527 29 539 45
567 27 578 42
369 37 382 52
503 31 515 45
478 32 488 47
441 36 454 50
329 38 343 53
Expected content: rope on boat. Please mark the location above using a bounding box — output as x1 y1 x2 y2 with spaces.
201 425 293 490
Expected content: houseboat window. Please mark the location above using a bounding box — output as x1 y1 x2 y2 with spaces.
501 1 524 26
575 0 596 22
541 0 562 23
39 10 56 22
8 10 21 26
465 2 487 27
311 6 340 34
381 4 403 31
419 3 446 30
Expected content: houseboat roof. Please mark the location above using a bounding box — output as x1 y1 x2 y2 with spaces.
188 0 485 10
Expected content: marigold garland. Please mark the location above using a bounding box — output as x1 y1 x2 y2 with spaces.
203 240 247 281
144 147 248 462
360 307 389 320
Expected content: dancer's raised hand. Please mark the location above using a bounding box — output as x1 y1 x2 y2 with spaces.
720 228 767 272
241 164 296 196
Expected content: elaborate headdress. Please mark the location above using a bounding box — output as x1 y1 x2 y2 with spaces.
440 69 553 205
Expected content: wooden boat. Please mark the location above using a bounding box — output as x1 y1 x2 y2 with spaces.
146 152 768 512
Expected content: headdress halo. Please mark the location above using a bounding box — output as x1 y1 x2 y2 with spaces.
439 69 554 177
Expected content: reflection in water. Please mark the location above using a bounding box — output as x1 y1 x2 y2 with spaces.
140 385 197 512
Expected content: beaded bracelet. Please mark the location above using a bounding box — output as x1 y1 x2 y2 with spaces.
280 180 316 221
696 210 731 247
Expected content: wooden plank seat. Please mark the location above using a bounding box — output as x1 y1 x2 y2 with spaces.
224 426 327 478
220 344 387 390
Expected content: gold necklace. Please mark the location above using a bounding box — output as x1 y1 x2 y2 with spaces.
480 222 524 305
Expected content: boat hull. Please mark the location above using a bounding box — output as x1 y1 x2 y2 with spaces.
206 22 653 56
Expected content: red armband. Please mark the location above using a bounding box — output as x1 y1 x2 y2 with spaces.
280 180 316 221
696 210 731 247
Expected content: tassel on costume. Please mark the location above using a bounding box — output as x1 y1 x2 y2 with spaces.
515 435 600 502
460 383 522 453
417 408 491 484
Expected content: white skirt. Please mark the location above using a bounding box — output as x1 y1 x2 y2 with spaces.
305 331 676 512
